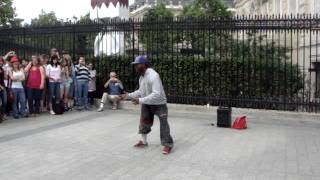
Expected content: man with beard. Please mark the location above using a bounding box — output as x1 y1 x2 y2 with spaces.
122 56 174 155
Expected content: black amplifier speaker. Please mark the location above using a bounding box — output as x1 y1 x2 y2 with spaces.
217 106 232 128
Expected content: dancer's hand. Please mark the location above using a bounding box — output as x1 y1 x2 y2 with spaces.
132 98 139 105
119 93 128 100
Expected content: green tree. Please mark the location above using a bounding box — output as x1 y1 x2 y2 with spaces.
143 3 174 21
140 3 176 54
0 0 16 27
9 18 23 27
141 0 232 55
179 0 232 56
31 10 62 26
78 13 93 24
181 0 232 18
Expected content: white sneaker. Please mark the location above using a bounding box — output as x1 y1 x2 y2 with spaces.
50 110 56 115
97 104 103 112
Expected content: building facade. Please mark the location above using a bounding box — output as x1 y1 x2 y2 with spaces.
235 0 320 15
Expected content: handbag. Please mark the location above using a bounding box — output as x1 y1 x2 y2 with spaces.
7 79 14 103
232 116 248 130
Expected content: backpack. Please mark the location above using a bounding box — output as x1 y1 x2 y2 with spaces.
232 116 247 129
52 99 65 115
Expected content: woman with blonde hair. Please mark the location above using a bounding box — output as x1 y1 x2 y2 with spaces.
65 54 76 109
60 56 73 111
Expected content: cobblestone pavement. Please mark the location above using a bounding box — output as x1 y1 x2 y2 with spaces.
0 106 319 180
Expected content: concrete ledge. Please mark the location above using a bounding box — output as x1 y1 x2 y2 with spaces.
121 101 319 116
94 99 319 121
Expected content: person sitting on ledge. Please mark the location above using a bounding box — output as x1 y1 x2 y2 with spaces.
97 72 124 111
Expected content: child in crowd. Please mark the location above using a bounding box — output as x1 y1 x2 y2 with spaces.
88 63 96 106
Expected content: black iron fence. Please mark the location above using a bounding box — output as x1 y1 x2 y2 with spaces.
0 15 320 112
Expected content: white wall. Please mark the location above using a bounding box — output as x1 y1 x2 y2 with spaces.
235 0 319 15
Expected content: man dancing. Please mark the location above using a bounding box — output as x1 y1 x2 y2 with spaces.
123 56 174 155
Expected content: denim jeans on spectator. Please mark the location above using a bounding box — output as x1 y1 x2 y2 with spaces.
0 89 7 114
27 88 42 114
73 78 79 106
49 82 60 103
77 80 88 108
12 88 27 117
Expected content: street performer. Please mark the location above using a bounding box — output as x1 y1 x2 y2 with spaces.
122 55 174 155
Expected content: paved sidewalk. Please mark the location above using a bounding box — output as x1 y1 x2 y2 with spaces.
0 106 319 180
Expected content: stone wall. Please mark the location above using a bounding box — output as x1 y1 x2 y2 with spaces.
234 0 318 16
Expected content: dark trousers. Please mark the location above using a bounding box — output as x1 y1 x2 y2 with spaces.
27 88 42 114
140 104 174 148
88 91 96 105
0 89 7 113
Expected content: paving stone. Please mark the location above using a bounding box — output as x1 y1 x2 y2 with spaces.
0 107 319 180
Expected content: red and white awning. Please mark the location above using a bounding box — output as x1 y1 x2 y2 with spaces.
91 0 129 8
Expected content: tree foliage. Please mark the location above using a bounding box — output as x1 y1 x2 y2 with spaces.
141 0 232 55
0 0 16 27
140 3 176 54
31 10 62 27
181 0 232 18
78 13 93 24
143 3 174 21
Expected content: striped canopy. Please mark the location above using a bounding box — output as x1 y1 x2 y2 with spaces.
91 0 129 8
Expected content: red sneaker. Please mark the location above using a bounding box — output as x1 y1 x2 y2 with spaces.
133 141 148 148
162 146 172 155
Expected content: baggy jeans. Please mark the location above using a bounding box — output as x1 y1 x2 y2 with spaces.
139 104 174 148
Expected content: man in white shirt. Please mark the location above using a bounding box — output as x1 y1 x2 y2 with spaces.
122 56 174 155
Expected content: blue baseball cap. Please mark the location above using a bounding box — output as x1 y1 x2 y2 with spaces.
131 55 150 65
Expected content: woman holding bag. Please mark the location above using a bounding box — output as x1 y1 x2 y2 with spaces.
25 55 45 117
